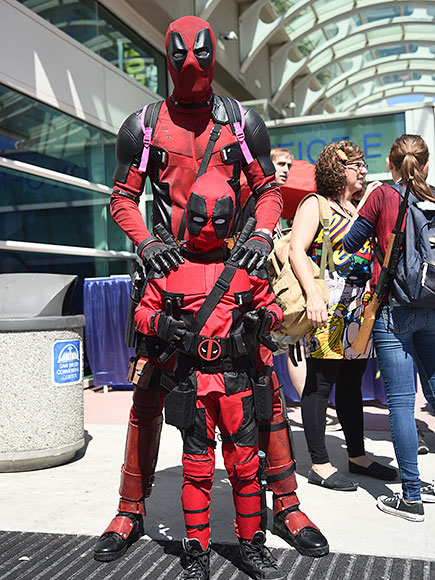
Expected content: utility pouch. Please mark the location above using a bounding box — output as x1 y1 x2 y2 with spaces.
252 368 273 422
127 356 153 389
164 387 196 429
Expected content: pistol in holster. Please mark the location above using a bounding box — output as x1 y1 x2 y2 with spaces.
252 366 273 422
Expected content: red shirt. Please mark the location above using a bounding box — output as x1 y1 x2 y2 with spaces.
358 183 402 290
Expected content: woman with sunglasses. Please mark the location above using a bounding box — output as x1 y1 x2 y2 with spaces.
289 140 397 491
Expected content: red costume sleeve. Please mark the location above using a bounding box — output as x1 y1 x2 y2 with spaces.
134 278 165 334
244 161 283 233
110 163 151 247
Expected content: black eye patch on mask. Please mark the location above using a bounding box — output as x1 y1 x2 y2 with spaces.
194 28 214 70
186 193 207 236
212 196 234 238
168 31 187 71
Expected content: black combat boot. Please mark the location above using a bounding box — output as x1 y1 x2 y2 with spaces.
181 538 210 580
239 531 284 580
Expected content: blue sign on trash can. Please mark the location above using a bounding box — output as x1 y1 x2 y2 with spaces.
52 339 82 385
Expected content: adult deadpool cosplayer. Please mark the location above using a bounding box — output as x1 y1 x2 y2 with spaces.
93 15 328 561
135 171 285 579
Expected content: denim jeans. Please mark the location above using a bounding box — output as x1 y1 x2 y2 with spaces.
373 304 435 501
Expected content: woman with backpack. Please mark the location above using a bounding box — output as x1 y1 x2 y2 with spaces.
343 134 435 521
289 140 397 492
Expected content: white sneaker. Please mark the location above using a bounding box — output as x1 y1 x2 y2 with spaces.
421 481 435 503
377 494 424 522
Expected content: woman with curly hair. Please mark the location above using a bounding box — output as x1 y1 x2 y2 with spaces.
343 134 435 521
289 140 397 491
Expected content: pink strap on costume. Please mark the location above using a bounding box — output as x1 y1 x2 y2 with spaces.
234 100 254 165
139 104 153 173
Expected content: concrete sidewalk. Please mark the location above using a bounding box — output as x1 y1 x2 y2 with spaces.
1 388 434 565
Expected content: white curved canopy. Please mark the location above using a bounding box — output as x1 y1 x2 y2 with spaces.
236 0 435 116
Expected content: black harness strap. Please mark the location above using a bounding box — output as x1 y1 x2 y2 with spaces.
191 265 237 333
266 463 296 483
236 507 266 518
177 210 187 241
185 523 210 530
233 488 262 498
183 506 209 514
190 429 217 449
219 421 257 444
196 122 222 179
258 420 288 433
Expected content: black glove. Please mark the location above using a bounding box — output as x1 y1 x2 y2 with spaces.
156 313 186 344
139 237 184 275
243 307 274 350
231 233 273 272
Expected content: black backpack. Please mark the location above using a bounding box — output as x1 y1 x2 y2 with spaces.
388 183 435 307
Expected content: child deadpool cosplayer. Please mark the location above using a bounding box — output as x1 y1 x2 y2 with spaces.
93 15 328 562
135 171 285 580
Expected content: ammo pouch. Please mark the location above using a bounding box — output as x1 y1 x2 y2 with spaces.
252 368 273 422
164 385 196 429
127 356 154 389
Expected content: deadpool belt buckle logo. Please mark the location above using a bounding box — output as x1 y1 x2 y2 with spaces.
198 338 222 361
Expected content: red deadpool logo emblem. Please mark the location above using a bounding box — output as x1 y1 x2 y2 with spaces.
198 338 221 361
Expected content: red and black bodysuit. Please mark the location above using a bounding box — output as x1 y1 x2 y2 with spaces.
135 172 283 548
94 15 328 563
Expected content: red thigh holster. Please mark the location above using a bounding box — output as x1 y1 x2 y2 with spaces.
118 388 165 514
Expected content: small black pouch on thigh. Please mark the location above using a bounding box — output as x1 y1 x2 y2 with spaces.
252 380 272 422
164 386 196 429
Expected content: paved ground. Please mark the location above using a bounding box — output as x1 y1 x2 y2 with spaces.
1 386 434 578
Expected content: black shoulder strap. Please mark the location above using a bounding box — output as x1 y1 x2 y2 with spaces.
218 95 242 133
190 217 256 333
144 100 164 138
138 100 164 173
195 122 222 179
191 262 237 333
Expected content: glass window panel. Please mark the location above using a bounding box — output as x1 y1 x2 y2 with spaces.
334 34 365 57
0 84 116 186
0 166 127 250
284 7 312 37
16 0 167 96
315 0 353 20
364 7 400 22
309 47 333 70
374 46 406 59
367 26 402 43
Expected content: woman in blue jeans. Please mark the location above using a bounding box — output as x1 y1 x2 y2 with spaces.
343 134 435 521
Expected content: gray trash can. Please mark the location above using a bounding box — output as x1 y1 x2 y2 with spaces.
0 273 85 472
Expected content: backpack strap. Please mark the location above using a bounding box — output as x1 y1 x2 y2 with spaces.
316 194 335 275
218 96 254 165
138 101 164 172
296 193 335 276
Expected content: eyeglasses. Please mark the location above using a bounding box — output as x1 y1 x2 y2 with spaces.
346 160 368 171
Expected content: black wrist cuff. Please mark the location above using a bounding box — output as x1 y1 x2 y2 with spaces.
252 231 273 249
137 236 160 258
150 310 162 334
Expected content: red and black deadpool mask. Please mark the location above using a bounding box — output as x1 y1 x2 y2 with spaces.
165 16 215 104
186 170 235 252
